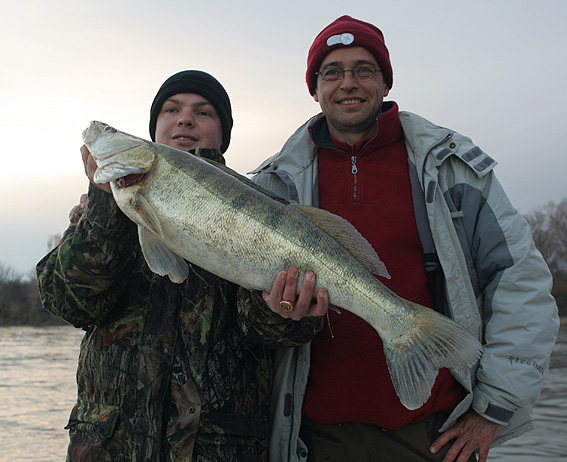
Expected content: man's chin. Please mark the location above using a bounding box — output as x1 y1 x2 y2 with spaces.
170 140 197 151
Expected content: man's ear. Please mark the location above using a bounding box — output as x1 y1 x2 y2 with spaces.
313 90 319 103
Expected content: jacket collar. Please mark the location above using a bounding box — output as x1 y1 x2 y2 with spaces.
251 104 497 179
189 147 226 165
308 102 401 155
399 112 497 178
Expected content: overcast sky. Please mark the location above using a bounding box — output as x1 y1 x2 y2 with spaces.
1 0 566 276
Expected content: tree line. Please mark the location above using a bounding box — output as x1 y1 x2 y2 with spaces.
0 262 65 325
524 199 567 314
1 199 566 326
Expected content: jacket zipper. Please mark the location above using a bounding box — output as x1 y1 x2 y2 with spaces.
351 156 358 202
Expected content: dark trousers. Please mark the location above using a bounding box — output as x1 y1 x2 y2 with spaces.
299 414 477 462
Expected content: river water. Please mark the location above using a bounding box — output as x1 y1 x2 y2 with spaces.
0 325 565 461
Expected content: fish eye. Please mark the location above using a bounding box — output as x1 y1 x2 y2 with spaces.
104 125 117 133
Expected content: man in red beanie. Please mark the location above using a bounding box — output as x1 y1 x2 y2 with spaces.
242 15 559 462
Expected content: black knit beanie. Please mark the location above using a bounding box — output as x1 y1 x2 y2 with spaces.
149 70 233 153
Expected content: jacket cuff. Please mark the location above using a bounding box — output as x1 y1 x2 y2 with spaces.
471 388 515 425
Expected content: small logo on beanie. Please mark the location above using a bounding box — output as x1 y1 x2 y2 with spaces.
327 33 354 47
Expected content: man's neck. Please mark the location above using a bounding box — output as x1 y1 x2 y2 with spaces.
327 121 379 146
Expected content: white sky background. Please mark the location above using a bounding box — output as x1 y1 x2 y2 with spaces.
1 0 566 276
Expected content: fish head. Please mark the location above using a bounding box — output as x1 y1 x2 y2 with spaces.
82 121 156 187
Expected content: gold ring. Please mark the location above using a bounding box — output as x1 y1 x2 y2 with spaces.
279 300 294 312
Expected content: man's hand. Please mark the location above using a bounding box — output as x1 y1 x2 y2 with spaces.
69 193 88 224
80 144 112 194
263 267 329 320
430 410 503 462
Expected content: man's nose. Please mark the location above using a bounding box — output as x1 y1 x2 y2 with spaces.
177 111 195 126
340 71 358 90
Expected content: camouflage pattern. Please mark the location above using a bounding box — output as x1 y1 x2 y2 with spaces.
37 149 322 462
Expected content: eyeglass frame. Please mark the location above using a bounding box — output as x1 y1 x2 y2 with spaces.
316 66 382 82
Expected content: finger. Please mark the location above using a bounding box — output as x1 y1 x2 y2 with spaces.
69 205 80 224
308 288 329 317
79 193 88 208
294 271 316 313
281 267 299 303
80 144 90 166
477 446 490 462
80 145 96 180
440 439 466 462
454 444 476 462
264 270 288 312
430 427 457 454
81 145 112 193
68 193 89 224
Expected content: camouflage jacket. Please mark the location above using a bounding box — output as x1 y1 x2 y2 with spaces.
37 150 322 462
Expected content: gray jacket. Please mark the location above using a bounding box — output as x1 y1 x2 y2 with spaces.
250 110 560 462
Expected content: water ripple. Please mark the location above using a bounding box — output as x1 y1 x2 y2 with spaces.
0 324 565 461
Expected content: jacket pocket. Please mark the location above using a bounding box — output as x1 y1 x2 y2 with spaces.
65 399 123 459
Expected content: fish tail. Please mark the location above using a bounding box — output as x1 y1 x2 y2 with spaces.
382 301 482 410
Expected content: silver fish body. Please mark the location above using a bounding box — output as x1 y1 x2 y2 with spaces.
83 121 482 410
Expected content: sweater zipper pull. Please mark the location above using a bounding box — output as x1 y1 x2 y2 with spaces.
351 156 358 174
351 156 358 202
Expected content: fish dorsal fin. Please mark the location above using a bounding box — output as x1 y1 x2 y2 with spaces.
292 205 390 279
200 157 290 205
138 226 189 283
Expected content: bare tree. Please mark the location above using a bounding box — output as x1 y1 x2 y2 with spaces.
526 199 567 275
525 198 567 316
0 262 20 283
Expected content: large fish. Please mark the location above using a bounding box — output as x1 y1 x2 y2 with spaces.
82 120 482 410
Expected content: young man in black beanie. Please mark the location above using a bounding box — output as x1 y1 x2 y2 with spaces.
37 70 325 461
149 70 233 154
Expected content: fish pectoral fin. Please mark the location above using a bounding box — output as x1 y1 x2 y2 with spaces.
133 192 164 238
382 301 482 410
138 225 189 283
291 205 390 279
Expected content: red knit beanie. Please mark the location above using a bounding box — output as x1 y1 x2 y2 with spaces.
306 15 393 95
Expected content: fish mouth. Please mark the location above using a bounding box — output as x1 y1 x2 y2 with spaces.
114 173 147 189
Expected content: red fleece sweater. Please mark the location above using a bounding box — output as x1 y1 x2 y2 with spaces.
302 102 465 429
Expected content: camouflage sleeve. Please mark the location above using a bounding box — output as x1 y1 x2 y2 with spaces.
36 184 138 327
236 287 323 348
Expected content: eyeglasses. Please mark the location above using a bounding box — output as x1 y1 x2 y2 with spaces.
316 66 382 81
